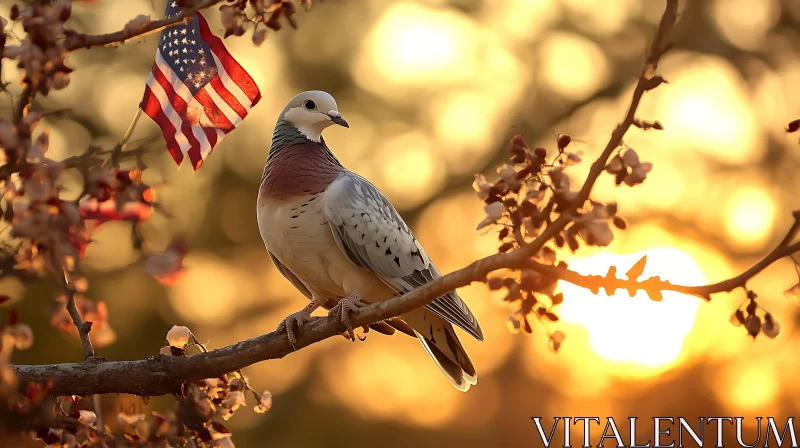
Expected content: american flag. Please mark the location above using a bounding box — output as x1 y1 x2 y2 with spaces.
140 1 261 171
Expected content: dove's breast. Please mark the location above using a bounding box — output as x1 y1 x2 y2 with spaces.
257 191 331 273
257 190 392 303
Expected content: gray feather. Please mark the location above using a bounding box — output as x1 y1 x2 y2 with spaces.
323 172 484 341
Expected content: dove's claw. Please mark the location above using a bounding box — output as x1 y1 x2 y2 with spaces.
329 294 366 341
277 309 317 350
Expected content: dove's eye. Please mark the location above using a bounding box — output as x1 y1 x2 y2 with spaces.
304 100 316 110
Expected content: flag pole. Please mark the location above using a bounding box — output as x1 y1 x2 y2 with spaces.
119 108 143 150
108 108 143 168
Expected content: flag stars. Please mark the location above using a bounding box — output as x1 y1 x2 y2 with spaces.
182 48 188 54
181 29 187 35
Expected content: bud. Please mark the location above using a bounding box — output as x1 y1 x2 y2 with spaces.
606 155 624 173
52 72 70 90
476 201 506 230
222 390 246 411
166 325 191 348
744 315 761 339
580 220 614 247
254 391 273 413
8 323 33 350
557 134 571 150
622 149 640 167
762 314 781 339
78 410 97 427
730 309 745 327
252 28 267 46
487 277 505 290
623 165 648 186
498 164 517 182
123 15 151 35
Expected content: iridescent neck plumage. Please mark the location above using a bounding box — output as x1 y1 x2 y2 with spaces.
260 119 344 199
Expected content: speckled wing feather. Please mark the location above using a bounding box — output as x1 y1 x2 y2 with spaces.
323 172 484 341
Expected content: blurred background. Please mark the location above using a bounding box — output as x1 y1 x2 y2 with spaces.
3 0 800 446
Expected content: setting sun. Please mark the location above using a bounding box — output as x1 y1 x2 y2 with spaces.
559 248 706 372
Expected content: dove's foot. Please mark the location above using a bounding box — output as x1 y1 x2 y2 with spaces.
277 305 319 350
329 294 366 341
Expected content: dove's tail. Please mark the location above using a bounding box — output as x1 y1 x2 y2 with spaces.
403 308 477 392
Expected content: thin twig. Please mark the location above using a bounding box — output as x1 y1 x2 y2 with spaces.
65 289 95 360
110 109 144 168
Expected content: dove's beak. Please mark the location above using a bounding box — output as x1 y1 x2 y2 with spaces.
327 111 349 128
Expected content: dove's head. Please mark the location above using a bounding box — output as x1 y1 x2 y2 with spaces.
280 90 349 142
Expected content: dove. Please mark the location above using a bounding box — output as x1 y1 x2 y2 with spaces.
257 91 483 391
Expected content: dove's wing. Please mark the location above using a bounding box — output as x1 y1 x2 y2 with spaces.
323 172 483 341
268 251 312 300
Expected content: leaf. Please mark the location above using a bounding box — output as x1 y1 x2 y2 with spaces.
626 255 647 280
645 289 663 302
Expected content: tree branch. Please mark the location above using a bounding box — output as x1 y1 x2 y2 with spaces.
63 0 223 51
524 211 800 301
12 212 800 397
